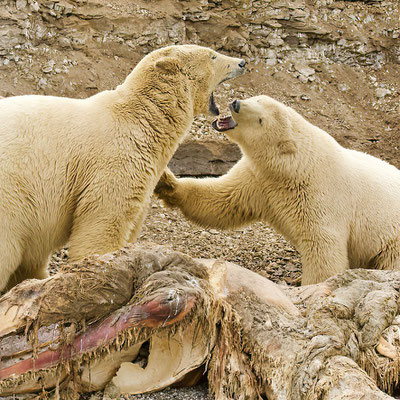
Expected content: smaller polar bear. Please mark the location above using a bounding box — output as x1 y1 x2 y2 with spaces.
155 95 400 285
0 45 246 291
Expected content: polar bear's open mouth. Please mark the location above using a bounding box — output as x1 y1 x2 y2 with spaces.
212 114 237 132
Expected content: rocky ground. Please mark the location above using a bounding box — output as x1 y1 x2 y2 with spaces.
1 0 399 398
88 384 211 400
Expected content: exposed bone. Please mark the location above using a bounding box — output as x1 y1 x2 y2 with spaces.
377 336 398 360
78 344 143 392
112 321 212 394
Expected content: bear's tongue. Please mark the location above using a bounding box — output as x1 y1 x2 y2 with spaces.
212 115 237 132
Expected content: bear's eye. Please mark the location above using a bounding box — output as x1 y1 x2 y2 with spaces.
259 118 263 125
211 55 217 60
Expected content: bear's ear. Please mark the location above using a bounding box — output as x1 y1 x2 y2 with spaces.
154 57 180 74
278 139 297 155
272 107 296 154
272 109 292 131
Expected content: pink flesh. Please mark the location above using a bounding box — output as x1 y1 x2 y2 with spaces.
0 294 195 380
214 115 236 131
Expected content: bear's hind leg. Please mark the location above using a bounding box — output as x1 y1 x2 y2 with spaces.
68 211 133 262
4 254 49 291
0 242 23 292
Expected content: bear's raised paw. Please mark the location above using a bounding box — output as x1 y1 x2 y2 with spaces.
154 168 180 207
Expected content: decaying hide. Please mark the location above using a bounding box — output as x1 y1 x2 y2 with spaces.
0 244 220 397
1 244 400 400
209 266 400 400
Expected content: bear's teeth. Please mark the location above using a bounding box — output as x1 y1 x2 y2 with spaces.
217 115 229 123
216 116 230 129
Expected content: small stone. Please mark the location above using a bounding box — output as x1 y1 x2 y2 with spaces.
103 381 120 399
264 316 273 329
38 77 47 89
30 1 40 12
375 88 391 98
338 83 350 92
88 393 102 400
298 74 309 84
71 37 86 50
16 0 27 10
58 37 71 48
268 37 284 47
266 58 277 66
257 29 270 37
42 60 55 73
294 62 315 77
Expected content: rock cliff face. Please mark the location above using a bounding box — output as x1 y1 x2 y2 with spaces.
0 0 399 174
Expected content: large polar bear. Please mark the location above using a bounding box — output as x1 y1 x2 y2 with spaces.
155 95 400 285
0 45 246 291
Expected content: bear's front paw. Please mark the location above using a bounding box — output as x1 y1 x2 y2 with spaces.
154 168 180 207
155 168 177 193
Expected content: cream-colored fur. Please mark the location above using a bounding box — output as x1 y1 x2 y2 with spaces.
0 45 245 291
155 95 400 285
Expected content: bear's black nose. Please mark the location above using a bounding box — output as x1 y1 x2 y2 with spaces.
231 99 241 113
239 59 246 68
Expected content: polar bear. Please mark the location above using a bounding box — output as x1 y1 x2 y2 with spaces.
0 45 246 291
155 95 400 285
